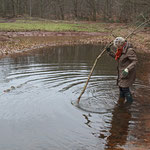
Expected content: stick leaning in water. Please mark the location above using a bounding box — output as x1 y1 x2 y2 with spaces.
77 42 113 104
77 18 150 104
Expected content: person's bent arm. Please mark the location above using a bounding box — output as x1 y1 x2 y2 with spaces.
106 47 115 58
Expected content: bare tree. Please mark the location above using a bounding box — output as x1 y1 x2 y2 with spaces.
85 0 96 21
0 0 149 22
73 0 78 19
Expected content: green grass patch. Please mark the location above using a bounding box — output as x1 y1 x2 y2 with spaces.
0 20 108 32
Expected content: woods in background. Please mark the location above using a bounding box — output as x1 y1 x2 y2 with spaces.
0 0 149 22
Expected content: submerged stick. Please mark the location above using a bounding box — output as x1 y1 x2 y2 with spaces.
77 18 150 104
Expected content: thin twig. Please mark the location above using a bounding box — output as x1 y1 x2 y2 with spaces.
110 29 118 38
125 18 150 39
77 18 150 104
141 14 147 22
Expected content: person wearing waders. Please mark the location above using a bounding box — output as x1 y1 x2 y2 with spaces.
106 37 138 106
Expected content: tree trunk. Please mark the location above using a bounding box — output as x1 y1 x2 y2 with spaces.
86 0 96 21
92 0 96 21
29 0 32 17
58 0 64 20
11 0 16 17
73 0 78 19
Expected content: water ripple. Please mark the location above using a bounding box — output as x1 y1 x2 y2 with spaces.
0 45 150 150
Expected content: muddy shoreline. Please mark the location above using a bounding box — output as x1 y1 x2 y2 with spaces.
0 31 150 58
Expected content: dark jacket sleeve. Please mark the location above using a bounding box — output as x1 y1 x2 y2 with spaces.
108 50 115 58
126 48 138 71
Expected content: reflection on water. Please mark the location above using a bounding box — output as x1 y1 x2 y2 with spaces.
0 45 150 150
106 104 131 150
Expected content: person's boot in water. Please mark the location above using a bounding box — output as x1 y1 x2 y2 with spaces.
118 87 125 106
124 89 133 107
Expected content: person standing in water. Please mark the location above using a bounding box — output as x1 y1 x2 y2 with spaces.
107 37 138 105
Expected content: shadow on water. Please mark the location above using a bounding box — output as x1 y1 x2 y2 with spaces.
0 44 150 150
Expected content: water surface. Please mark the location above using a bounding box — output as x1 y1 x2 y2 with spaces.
0 45 150 150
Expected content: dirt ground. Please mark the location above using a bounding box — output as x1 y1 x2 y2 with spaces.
0 31 105 57
0 29 150 58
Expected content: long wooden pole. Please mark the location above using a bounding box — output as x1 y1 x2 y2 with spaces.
77 18 150 104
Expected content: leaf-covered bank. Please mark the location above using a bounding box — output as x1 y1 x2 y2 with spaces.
0 20 150 57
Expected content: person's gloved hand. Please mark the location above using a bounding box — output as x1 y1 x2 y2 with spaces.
122 68 129 77
106 47 111 52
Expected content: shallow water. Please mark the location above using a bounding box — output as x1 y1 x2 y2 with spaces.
0 45 150 150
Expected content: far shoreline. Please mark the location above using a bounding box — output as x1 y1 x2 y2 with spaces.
0 20 149 57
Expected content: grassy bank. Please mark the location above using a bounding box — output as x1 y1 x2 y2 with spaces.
0 19 108 32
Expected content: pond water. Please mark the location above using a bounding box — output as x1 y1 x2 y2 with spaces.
0 45 150 150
